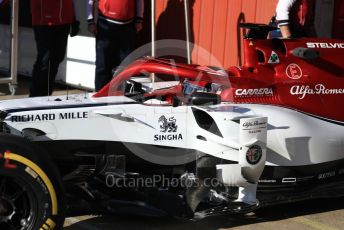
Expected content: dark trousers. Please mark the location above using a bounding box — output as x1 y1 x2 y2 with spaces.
30 25 70 97
291 25 317 38
95 19 136 91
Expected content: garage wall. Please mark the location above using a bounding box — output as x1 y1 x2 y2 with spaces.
1 0 340 90
155 0 278 68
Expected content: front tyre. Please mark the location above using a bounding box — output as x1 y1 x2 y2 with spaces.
0 133 65 230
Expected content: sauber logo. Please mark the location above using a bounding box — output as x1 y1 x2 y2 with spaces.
290 84 344 99
306 42 344 49
235 88 273 97
286 63 302 80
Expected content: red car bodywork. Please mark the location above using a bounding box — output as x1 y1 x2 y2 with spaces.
94 37 344 122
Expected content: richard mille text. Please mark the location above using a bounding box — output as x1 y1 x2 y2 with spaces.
11 112 88 122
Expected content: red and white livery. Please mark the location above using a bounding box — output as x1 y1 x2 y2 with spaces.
0 24 343 228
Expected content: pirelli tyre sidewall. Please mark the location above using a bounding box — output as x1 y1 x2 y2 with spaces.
0 133 65 230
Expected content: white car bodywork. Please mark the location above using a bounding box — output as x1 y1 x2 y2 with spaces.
0 82 343 205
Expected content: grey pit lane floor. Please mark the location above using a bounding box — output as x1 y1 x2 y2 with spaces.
1 77 344 230
63 198 344 230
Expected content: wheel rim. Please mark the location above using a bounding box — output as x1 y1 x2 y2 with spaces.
0 175 38 230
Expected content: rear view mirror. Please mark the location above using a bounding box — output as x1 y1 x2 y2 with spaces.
190 92 221 106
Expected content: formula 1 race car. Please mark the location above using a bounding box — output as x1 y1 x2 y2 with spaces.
0 24 343 230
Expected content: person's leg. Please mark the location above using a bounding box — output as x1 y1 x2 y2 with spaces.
49 24 70 95
108 23 121 79
95 19 114 91
30 26 52 97
118 23 136 65
305 24 317 37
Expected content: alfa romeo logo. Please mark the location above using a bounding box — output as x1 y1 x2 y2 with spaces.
246 145 262 165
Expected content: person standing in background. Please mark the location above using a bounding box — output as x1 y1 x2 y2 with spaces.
0 0 9 8
0 0 7 7
30 0 79 97
275 0 316 38
87 0 144 91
